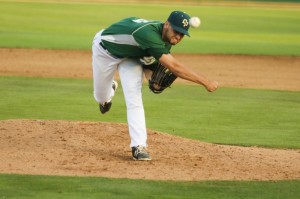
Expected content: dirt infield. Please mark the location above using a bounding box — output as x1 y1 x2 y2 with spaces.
1 48 300 91
0 48 299 181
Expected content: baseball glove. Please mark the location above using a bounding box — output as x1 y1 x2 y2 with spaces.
142 62 177 94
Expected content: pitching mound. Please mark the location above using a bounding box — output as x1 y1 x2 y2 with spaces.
0 119 299 181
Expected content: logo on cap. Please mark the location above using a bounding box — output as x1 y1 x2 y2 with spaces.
167 11 191 37
182 19 189 27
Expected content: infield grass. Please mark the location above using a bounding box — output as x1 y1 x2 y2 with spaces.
0 0 299 55
0 0 300 198
0 174 299 199
1 76 299 149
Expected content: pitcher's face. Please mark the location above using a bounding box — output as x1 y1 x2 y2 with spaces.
162 22 184 45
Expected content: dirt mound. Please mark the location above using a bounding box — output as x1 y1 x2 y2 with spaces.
0 119 299 181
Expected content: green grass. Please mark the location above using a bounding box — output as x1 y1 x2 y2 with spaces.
229 0 300 2
0 174 299 199
1 76 299 148
144 85 300 148
0 0 299 198
0 1 299 55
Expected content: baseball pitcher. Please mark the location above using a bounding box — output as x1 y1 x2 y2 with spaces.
92 11 218 161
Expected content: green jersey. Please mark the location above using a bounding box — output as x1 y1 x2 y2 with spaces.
101 17 172 60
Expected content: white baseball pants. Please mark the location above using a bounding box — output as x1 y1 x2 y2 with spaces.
92 30 147 147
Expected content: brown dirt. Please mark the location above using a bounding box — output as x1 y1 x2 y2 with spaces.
0 48 300 181
1 48 300 91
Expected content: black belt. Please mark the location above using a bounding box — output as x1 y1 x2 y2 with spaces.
100 42 107 50
99 41 123 59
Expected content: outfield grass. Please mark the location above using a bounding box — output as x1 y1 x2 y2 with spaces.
0 1 299 55
0 0 299 198
0 174 299 199
1 76 299 148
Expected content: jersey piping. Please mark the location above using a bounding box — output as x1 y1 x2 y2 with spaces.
100 17 170 59
101 34 139 46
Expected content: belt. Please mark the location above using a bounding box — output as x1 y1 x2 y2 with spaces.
100 42 107 50
99 41 123 59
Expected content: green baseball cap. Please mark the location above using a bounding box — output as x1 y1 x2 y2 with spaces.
167 11 191 37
